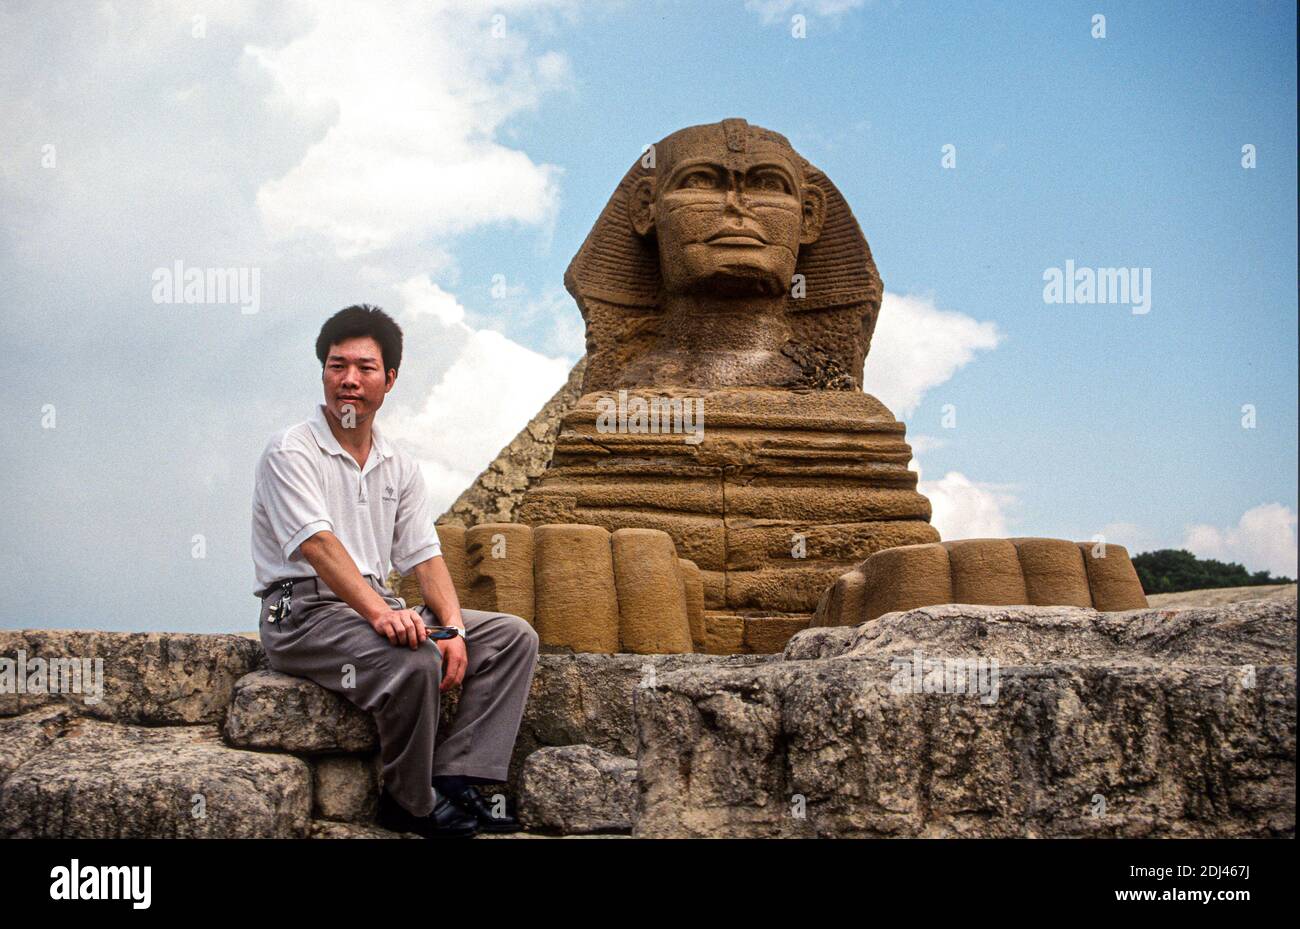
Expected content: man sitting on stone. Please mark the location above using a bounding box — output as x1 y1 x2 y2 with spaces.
250 304 539 838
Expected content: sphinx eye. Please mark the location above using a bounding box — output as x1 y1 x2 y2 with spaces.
748 171 792 194
677 170 720 190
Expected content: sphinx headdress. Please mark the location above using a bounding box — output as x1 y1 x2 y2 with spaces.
564 118 884 392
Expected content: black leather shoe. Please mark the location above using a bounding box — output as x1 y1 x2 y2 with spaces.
440 783 523 833
376 788 479 838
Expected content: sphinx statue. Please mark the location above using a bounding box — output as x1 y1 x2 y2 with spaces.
517 119 940 647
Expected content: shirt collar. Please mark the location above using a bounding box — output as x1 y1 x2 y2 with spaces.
308 402 392 461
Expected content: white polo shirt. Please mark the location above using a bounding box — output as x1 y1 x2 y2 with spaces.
251 402 442 595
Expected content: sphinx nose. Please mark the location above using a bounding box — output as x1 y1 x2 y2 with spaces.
723 185 758 219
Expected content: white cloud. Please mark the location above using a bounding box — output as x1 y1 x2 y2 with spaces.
745 0 867 24
250 0 570 257
473 285 586 358
917 470 1017 540
397 275 467 328
1096 522 1159 553
1183 504 1298 578
873 291 1005 541
380 276 573 513
906 434 946 460
865 292 1001 418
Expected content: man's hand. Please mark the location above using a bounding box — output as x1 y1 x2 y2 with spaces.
368 607 428 650
436 625 467 691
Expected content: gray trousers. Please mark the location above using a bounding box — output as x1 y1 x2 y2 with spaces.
258 574 539 818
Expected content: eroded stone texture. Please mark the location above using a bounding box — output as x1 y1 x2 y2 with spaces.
679 559 706 650
506 652 768 788
534 524 621 653
634 600 1296 838
466 523 535 622
313 754 380 823
518 745 637 834
812 538 1148 627
612 528 693 654
400 522 707 654
311 820 418 839
221 669 377 753
0 718 312 838
520 389 937 617
213 655 765 799
0 705 76 781
0 629 264 722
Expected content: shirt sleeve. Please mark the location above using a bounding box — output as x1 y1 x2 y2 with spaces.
257 443 334 560
391 460 443 575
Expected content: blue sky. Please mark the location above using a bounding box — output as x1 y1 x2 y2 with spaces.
1 0 1295 632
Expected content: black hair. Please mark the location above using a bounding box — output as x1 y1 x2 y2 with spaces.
315 304 403 374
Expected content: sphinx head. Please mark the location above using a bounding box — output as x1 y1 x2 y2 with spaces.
626 119 826 299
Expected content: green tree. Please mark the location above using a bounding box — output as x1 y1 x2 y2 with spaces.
1131 549 1293 594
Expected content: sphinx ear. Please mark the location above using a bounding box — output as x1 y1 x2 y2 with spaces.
799 182 826 245
627 176 656 238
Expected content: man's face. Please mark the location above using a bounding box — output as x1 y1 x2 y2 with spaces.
649 134 815 298
322 335 395 426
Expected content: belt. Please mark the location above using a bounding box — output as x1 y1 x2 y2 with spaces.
257 577 318 600
257 574 387 600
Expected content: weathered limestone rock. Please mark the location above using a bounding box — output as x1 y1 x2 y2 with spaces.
743 615 815 654
214 654 765 800
534 524 621 652
506 652 768 788
679 559 707 650
634 600 1295 838
518 745 637 834
520 389 937 615
398 522 705 655
612 528 693 653
1147 583 1297 608
311 820 418 839
812 538 1148 627
704 613 745 654
1014 537 1093 606
312 754 380 822
0 705 76 781
0 718 312 838
222 669 377 753
0 629 264 722
466 522 535 622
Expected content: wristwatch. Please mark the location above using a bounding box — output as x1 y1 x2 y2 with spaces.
424 623 469 642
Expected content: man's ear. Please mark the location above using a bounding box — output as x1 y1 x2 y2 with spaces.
799 182 826 245
627 176 656 237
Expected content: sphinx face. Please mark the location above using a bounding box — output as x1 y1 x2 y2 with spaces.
647 133 817 299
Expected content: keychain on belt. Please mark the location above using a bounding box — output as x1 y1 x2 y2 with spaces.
269 579 294 623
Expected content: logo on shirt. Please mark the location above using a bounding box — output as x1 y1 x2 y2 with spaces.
382 484 398 503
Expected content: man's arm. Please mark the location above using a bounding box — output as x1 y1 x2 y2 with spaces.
408 554 468 690
388 461 466 688
410 555 465 629
300 531 427 649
